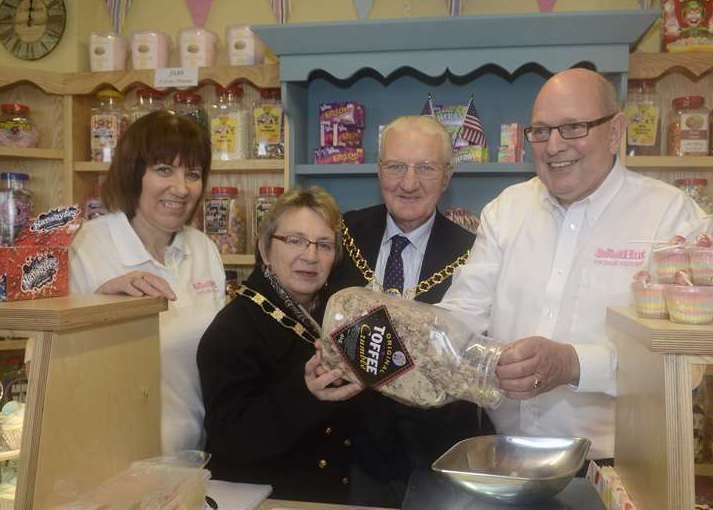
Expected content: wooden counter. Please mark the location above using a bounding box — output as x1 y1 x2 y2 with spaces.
607 307 713 510
0 295 167 509
258 499 394 510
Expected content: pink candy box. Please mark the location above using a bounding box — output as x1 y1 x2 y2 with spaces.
653 245 689 283
664 285 713 325
631 281 669 319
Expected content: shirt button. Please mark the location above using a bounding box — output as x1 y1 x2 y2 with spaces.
341 476 350 485
343 439 352 447
318 459 328 469
324 426 333 436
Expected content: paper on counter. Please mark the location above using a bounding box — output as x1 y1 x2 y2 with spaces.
206 480 272 510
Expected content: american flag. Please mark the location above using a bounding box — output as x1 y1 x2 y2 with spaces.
421 93 434 117
459 96 487 147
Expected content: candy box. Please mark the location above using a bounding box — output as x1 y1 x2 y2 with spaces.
0 205 82 302
662 0 713 52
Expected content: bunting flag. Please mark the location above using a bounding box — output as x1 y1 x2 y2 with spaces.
421 93 434 117
536 0 556 12
186 0 214 27
271 0 290 24
458 96 487 147
106 0 133 33
446 0 462 16
353 0 373 19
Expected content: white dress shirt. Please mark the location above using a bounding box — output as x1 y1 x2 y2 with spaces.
375 212 436 295
70 212 225 454
439 160 705 459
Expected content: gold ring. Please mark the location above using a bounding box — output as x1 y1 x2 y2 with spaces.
533 376 542 390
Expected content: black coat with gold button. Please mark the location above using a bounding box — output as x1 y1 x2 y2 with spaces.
198 268 359 504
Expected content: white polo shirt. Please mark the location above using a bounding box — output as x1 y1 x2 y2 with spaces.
70 212 225 454
439 160 705 459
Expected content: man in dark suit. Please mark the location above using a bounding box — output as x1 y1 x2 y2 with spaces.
323 115 494 506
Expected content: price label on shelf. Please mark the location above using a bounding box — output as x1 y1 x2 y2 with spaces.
154 67 199 89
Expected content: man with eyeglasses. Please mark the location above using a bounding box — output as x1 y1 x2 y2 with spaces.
326 115 493 506
439 68 706 473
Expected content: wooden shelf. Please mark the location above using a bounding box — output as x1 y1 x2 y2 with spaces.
0 339 27 351
0 147 63 160
630 51 713 81
0 449 19 462
75 159 284 173
221 254 255 266
295 162 534 177
625 156 713 170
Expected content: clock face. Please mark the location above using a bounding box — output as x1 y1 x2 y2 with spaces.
0 0 66 60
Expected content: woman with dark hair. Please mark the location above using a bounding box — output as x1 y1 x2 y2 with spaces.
197 186 361 504
70 110 225 454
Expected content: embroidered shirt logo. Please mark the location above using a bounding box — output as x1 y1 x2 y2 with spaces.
594 247 646 267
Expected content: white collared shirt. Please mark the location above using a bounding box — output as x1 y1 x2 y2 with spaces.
439 160 705 459
70 212 225 454
375 212 436 295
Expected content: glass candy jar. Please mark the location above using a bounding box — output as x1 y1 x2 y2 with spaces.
0 104 39 148
128 87 166 124
173 91 209 133
203 186 246 254
253 88 284 159
208 84 249 161
675 178 713 214
668 96 710 157
0 172 32 247
90 89 127 162
625 80 661 156
254 185 284 238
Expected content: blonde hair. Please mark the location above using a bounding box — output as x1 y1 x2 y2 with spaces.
380 115 453 164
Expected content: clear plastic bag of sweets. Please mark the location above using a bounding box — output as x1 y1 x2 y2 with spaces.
320 287 504 409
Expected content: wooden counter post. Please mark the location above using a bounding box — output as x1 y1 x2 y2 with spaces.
607 307 713 510
0 295 167 509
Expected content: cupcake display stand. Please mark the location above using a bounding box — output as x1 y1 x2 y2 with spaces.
0 295 166 509
607 307 713 510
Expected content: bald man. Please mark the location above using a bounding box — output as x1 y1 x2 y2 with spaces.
439 68 706 468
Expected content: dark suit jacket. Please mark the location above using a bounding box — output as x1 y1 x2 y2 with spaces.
328 204 495 505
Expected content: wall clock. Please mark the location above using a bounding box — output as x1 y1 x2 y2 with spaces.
0 0 67 60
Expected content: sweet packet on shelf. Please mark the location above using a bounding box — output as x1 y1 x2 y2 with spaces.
319 287 504 409
0 205 82 302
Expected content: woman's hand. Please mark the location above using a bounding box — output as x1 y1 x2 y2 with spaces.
96 271 177 301
305 346 363 401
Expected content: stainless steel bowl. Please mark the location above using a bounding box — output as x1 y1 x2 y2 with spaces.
431 435 591 504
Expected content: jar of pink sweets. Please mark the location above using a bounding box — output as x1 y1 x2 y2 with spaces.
203 186 246 254
0 104 39 148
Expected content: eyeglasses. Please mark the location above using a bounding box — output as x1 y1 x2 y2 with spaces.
524 113 617 143
272 234 336 254
379 160 449 181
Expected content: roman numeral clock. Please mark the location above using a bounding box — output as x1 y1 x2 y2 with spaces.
0 0 66 60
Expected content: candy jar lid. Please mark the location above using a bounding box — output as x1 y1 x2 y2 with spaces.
672 96 705 109
211 186 238 195
259 88 281 100
675 178 708 187
215 84 244 98
1 103 30 115
174 91 202 104
259 185 284 195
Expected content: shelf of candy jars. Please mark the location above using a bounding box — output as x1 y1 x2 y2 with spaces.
0 72 66 218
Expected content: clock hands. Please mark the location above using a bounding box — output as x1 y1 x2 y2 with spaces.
27 0 33 27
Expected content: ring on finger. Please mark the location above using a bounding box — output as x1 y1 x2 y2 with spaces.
533 374 543 390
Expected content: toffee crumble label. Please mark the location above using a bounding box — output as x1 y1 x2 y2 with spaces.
330 305 414 388
21 253 58 293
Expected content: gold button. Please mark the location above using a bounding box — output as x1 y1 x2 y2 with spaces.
343 439 352 447
324 426 333 435
341 476 350 485
318 459 328 469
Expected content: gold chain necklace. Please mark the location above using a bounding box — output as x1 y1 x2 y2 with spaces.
235 285 318 345
341 221 470 297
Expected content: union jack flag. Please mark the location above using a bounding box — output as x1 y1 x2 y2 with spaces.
459 96 487 147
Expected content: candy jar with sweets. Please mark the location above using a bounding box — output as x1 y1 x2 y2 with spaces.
252 88 284 159
667 96 710 156
90 89 127 162
172 91 210 133
128 88 166 124
203 186 246 254
0 172 32 247
84 182 107 220
208 84 249 161
0 104 39 148
254 185 284 240
675 178 713 214
625 80 660 156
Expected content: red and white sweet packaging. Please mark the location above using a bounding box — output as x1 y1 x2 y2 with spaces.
0 205 82 302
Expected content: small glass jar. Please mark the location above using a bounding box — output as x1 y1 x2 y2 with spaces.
172 91 209 133
0 104 39 148
0 172 32 247
667 96 710 156
208 84 250 161
128 87 166 124
625 80 661 156
254 185 284 238
675 178 713 214
203 186 246 254
90 89 127 163
252 88 284 159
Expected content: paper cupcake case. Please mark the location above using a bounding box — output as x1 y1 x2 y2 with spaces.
664 286 713 325
631 281 669 319
0 426 21 451
690 248 713 286
653 248 690 284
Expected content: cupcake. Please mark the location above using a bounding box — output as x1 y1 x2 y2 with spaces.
663 285 713 325
690 234 713 286
653 244 689 283
631 280 669 319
